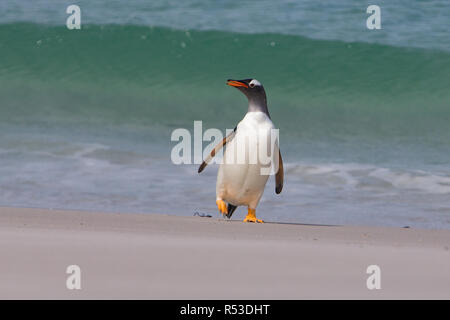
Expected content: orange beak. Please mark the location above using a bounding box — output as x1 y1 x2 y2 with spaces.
227 80 248 88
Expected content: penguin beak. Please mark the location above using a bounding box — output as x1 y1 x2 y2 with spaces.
227 79 248 88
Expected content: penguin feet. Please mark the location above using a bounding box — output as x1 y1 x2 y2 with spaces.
243 208 264 223
216 199 228 215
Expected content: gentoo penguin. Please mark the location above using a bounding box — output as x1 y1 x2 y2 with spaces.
198 78 284 223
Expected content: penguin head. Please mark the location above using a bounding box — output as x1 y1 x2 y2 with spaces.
227 78 266 103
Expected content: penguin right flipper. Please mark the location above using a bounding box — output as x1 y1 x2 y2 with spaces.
198 127 236 173
275 149 284 194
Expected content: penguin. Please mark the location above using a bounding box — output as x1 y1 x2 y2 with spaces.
198 78 284 223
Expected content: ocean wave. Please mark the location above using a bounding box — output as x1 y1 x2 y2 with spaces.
0 23 449 169
2 0 449 52
0 23 449 128
286 163 450 194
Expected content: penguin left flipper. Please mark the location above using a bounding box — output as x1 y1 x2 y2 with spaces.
275 150 284 194
198 127 236 173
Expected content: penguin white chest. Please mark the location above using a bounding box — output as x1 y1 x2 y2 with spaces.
216 111 276 208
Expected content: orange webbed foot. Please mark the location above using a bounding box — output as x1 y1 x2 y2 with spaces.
243 208 264 223
216 199 228 215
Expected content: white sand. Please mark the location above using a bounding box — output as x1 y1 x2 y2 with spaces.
0 206 449 299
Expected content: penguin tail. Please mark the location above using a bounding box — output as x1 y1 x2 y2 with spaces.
225 204 238 219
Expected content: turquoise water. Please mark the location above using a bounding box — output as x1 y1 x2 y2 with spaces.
0 1 449 228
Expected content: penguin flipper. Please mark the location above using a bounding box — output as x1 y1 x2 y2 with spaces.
198 127 236 173
275 149 284 194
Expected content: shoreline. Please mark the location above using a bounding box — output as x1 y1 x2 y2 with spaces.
0 206 449 299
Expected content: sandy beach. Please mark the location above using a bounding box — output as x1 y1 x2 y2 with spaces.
0 206 449 299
